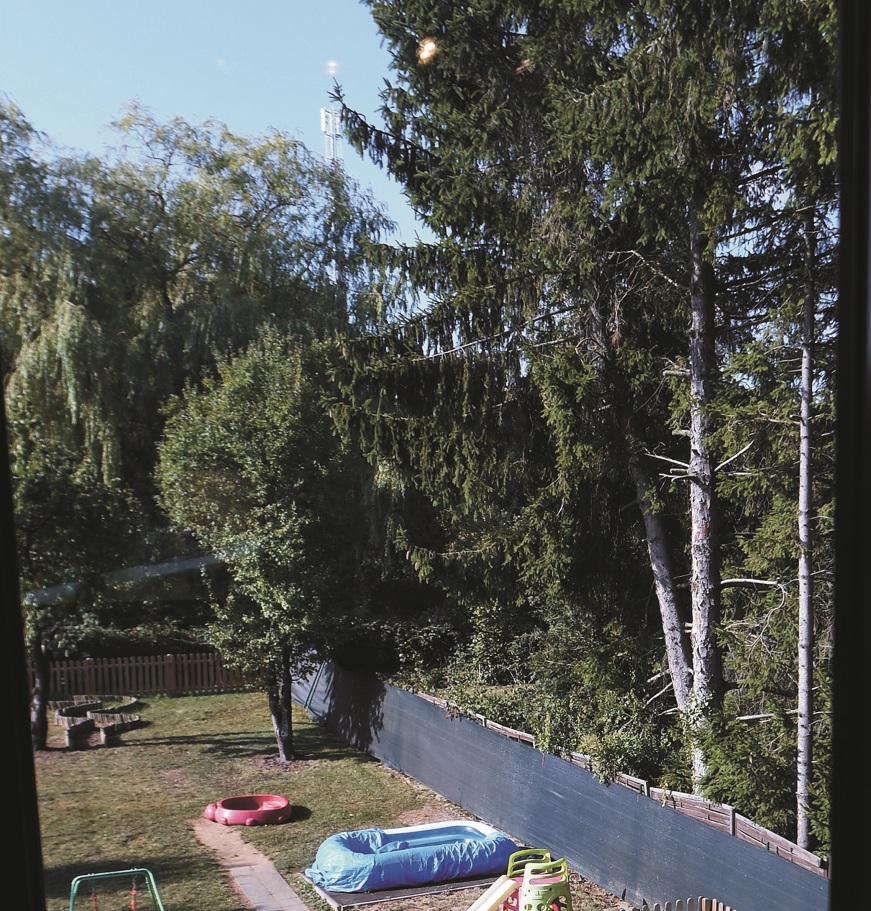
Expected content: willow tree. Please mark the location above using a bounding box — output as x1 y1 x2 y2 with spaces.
0 97 397 748
0 99 146 747
330 0 837 800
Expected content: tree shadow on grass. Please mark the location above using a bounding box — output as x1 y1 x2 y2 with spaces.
45 853 230 906
290 804 312 821
113 731 278 758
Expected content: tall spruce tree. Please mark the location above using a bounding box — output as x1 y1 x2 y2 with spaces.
330 4 691 767
331 0 837 805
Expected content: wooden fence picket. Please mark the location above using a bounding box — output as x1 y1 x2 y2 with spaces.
29 652 251 699
627 897 735 911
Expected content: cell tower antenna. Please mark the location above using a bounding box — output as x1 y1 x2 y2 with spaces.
321 59 342 164
321 106 342 163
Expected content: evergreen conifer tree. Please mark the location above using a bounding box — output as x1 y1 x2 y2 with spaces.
331 0 837 817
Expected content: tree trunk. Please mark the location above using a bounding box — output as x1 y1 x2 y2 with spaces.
29 633 49 752
687 206 724 788
267 652 296 762
594 293 694 715
626 442 693 711
796 207 816 848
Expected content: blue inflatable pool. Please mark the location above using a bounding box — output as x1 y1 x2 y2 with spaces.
304 820 517 892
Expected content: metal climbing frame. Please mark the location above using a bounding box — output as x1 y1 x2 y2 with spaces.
68 868 167 911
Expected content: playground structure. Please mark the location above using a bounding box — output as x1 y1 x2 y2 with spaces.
69 868 167 911
65 843 570 911
464 848 573 911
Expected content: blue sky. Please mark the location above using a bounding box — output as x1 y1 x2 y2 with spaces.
0 0 428 243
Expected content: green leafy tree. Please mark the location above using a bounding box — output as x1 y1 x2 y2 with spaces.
157 332 390 760
0 97 397 747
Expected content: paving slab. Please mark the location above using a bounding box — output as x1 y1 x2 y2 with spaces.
230 863 311 911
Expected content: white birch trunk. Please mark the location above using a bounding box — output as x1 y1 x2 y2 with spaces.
687 208 723 788
627 454 693 711
796 209 816 848
592 294 694 715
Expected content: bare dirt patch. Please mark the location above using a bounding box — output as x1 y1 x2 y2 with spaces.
253 754 318 772
189 815 272 869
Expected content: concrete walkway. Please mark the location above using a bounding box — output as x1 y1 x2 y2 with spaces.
229 863 311 911
190 817 312 911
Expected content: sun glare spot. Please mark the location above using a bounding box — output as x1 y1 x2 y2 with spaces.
417 37 438 63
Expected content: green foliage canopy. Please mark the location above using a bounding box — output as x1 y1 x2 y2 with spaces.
328 0 837 841
156 332 368 685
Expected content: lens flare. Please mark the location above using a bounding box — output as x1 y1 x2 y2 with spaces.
417 37 438 63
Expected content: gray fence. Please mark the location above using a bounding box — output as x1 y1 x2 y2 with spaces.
291 663 829 911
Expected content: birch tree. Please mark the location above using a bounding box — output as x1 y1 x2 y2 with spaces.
332 0 837 797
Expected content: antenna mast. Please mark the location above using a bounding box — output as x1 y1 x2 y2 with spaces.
321 60 342 164
320 107 342 163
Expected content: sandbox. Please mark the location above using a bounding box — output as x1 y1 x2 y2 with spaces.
203 793 292 826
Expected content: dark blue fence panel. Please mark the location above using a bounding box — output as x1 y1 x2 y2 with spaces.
293 663 829 911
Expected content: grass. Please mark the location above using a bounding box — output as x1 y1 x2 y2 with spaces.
35 691 622 911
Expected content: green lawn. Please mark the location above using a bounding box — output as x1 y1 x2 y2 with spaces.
35 691 620 911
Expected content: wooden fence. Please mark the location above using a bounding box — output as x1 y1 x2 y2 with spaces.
622 901 736 911
562 750 827 879
28 653 251 698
